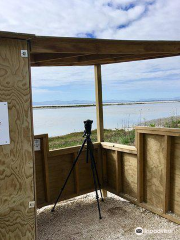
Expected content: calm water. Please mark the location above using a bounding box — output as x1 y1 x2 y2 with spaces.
33 102 180 137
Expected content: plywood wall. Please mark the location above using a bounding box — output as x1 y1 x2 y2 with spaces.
144 134 164 210
106 150 117 190
34 136 102 208
102 145 137 200
135 127 180 224
48 153 76 202
101 129 180 224
122 153 137 199
0 39 36 239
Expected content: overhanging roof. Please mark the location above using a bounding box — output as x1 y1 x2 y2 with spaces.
1 31 180 67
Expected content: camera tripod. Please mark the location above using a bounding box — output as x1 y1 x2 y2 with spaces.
51 120 104 219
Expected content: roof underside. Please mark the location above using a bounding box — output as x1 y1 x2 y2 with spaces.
1 31 180 66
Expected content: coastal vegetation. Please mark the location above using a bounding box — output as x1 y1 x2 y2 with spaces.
49 116 180 150
49 129 135 150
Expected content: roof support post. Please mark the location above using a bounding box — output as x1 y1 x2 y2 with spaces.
94 64 104 142
94 65 107 198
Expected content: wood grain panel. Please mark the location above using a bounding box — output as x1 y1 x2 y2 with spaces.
34 141 102 207
0 39 36 239
78 151 94 191
78 149 101 192
73 152 80 194
171 137 180 216
115 151 122 195
144 134 164 210
106 150 116 190
48 154 75 202
122 153 137 199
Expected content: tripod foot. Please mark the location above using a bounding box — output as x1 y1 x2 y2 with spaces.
99 216 102 220
51 208 55 212
101 198 104 202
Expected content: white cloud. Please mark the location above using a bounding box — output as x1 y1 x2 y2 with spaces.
0 0 180 101
31 66 94 88
32 88 60 94
1 0 178 39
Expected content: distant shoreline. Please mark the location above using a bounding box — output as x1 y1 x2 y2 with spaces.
33 100 180 109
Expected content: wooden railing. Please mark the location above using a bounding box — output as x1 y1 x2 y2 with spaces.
34 127 180 224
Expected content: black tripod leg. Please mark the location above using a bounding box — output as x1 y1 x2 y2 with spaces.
89 149 104 202
51 138 87 212
90 155 102 219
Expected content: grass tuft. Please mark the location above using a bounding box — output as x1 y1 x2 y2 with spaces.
48 116 180 150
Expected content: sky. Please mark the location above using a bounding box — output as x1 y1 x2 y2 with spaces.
0 0 180 102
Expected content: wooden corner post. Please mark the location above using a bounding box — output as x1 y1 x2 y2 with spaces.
94 65 107 197
0 38 36 239
94 65 104 142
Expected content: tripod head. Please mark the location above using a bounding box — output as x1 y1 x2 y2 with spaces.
83 119 93 137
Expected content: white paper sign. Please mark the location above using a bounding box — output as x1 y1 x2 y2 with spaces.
0 102 10 145
34 139 41 151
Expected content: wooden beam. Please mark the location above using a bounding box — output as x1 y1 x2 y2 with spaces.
87 53 180 66
31 37 180 55
101 142 137 155
94 65 104 142
163 135 171 213
136 126 180 133
0 30 34 40
31 53 180 67
31 53 131 65
30 53 84 63
135 130 180 137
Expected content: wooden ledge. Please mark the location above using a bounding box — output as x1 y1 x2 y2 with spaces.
48 142 101 157
135 126 180 136
101 142 137 155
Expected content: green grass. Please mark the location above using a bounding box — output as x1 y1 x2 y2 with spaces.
49 129 135 150
49 130 98 150
48 117 180 150
147 116 180 129
164 117 180 128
